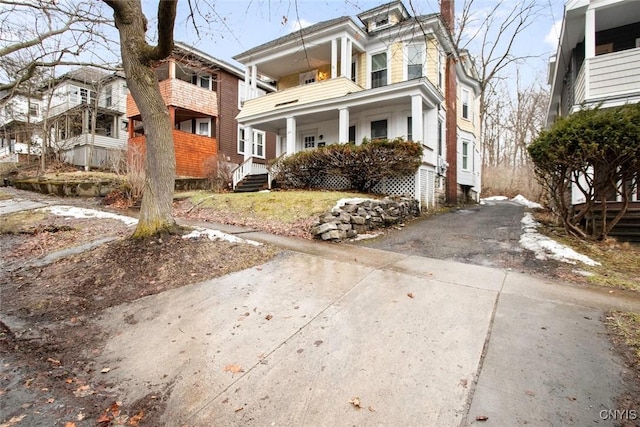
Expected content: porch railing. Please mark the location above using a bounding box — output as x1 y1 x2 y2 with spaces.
232 157 271 189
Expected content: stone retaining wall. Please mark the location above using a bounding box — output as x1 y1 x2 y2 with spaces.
311 196 420 241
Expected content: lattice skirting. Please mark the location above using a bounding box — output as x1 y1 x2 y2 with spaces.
312 165 436 210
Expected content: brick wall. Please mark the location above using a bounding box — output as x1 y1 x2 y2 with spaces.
129 130 217 178
217 69 242 165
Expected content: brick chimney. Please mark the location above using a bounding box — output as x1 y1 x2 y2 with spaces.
442 0 458 205
441 0 454 34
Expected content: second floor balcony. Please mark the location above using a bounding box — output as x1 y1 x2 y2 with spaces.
573 46 640 108
126 78 218 119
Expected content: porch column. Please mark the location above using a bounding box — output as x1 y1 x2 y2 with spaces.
346 39 353 80
338 108 349 143
244 125 253 160
251 64 258 93
286 116 297 155
340 36 348 77
331 39 338 79
168 59 176 79
244 65 251 101
411 95 424 143
585 7 596 59
275 135 282 157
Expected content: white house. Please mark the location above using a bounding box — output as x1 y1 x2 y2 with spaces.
0 91 44 162
46 67 129 169
234 0 481 206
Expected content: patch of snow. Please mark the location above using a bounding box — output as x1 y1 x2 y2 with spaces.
350 232 381 241
481 196 508 201
511 194 543 209
479 200 486 205
43 205 138 226
182 227 262 246
332 198 374 213
519 213 600 266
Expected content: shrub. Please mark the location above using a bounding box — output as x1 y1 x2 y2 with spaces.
273 138 423 192
203 155 234 192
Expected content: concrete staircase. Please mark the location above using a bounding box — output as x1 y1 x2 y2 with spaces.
234 173 269 193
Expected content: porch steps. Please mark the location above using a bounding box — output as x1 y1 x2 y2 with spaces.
234 173 269 193
588 205 640 242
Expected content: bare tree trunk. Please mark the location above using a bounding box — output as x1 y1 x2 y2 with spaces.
104 0 178 238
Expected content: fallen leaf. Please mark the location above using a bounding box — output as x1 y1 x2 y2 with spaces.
476 415 489 421
65 423 77 427
96 413 111 424
3 414 26 425
459 379 468 388
348 397 362 409
265 314 273 321
128 410 144 426
101 367 111 373
234 407 244 413
47 357 61 365
368 406 376 412
76 412 85 421
223 364 244 374
407 293 414 299
47 398 55 403
65 378 73 384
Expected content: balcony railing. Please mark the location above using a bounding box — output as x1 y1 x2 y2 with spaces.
573 47 640 108
127 78 218 118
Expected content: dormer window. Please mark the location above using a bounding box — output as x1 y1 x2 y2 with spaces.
375 18 389 27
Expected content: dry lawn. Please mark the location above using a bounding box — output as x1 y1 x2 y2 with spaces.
175 189 375 238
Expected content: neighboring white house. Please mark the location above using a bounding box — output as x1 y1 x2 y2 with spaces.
0 91 44 162
45 67 129 169
1 67 129 168
546 0 640 206
234 0 481 206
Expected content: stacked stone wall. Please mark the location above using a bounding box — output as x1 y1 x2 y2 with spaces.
311 196 420 241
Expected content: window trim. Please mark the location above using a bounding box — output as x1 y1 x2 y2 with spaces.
406 44 424 80
105 85 113 107
462 140 471 171
195 118 211 137
370 118 388 141
238 125 266 159
461 88 470 120
370 51 388 89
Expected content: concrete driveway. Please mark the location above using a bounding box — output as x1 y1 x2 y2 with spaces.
95 224 640 426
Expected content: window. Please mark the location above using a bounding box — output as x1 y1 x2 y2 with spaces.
192 74 211 89
29 104 39 117
196 119 210 137
462 140 470 170
105 86 112 107
407 45 423 80
303 134 316 149
407 116 413 141
253 130 264 157
462 89 470 119
238 126 265 158
351 60 357 83
348 125 356 143
69 86 79 103
238 127 246 154
80 88 96 105
121 120 128 131
371 119 387 140
438 51 444 88
371 52 387 88
437 118 443 156
105 122 113 137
